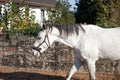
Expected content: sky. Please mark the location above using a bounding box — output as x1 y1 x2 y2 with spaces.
69 0 76 11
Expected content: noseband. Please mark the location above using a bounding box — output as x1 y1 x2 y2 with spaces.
32 34 50 53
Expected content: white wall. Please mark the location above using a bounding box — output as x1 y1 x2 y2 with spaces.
1 5 4 14
44 10 48 21
30 8 41 24
0 3 4 14
0 2 49 25
30 7 49 25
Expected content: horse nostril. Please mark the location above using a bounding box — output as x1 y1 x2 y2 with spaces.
39 48 41 50
32 46 41 51
32 46 35 50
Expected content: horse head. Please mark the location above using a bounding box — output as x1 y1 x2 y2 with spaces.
32 24 59 57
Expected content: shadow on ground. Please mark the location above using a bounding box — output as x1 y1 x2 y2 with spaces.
0 72 66 80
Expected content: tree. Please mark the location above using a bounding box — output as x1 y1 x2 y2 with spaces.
1 0 37 30
46 0 75 25
75 0 94 24
75 0 120 27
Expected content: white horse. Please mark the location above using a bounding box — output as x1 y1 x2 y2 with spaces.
32 24 120 80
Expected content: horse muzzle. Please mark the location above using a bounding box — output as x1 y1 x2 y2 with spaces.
32 46 41 51
32 46 42 57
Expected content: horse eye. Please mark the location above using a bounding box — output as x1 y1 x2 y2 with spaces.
40 28 44 31
37 37 41 40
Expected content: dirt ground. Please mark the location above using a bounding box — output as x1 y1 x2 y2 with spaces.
0 66 120 80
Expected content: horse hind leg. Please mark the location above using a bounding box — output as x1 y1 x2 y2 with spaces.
66 59 83 80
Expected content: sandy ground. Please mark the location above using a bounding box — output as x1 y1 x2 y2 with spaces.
0 66 120 80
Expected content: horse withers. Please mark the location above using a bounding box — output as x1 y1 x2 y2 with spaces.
32 24 120 80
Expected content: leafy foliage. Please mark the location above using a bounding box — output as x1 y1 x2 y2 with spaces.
5 25 40 38
75 0 120 27
46 0 75 25
0 0 38 30
0 0 40 36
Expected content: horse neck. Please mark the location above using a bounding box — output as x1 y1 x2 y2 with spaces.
55 31 84 48
55 36 74 48
50 25 85 48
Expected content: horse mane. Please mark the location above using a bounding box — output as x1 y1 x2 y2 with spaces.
49 24 85 36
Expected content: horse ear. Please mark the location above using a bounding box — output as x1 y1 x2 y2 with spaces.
42 24 46 30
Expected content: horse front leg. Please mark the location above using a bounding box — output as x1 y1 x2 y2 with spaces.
66 59 83 80
86 59 96 80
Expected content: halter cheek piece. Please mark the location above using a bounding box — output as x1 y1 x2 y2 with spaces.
32 34 50 54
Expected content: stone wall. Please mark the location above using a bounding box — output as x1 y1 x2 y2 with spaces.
0 33 120 74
